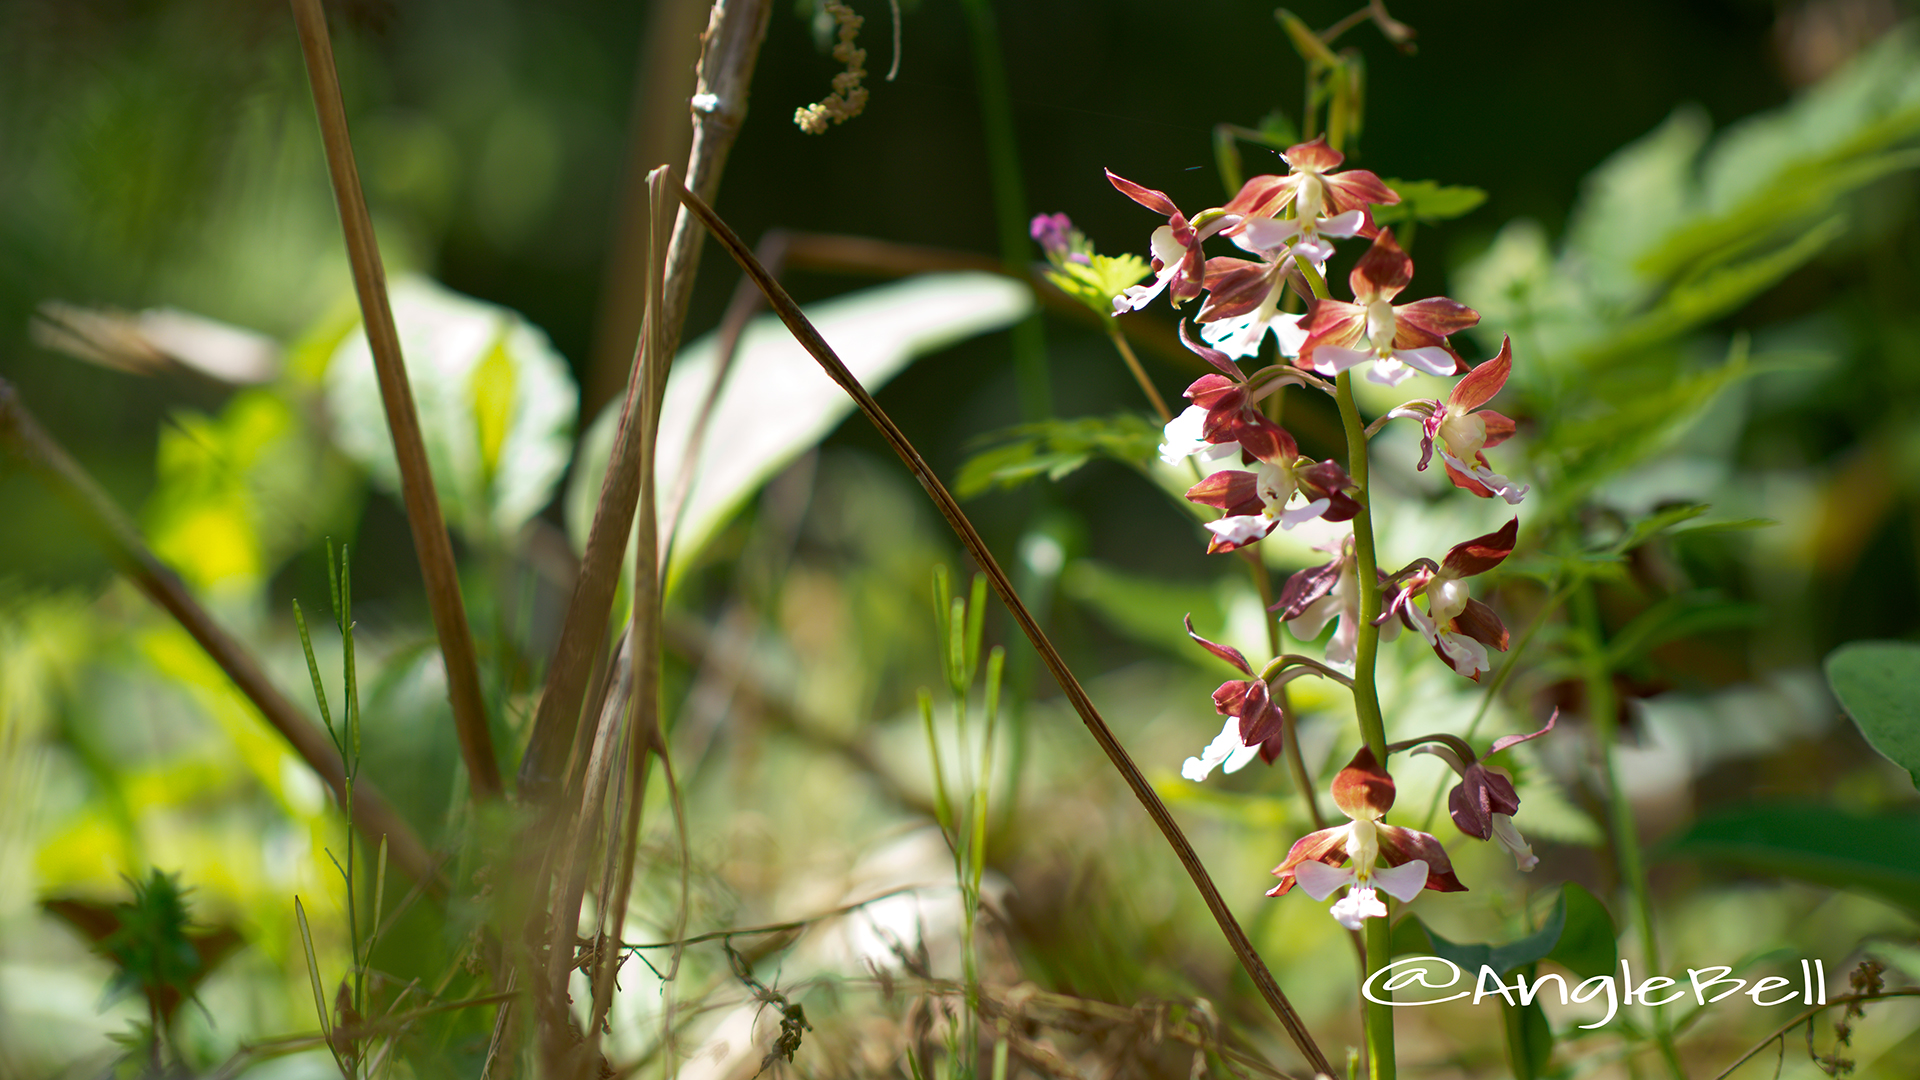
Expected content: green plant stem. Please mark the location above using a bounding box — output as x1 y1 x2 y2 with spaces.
1107 325 1171 423
958 0 1050 420
1574 583 1683 1080
1304 257 1393 1080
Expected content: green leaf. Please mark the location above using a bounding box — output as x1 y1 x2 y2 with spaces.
1502 996 1555 1080
1573 215 1844 370
1392 884 1618 986
566 272 1034 592
1659 802 1920 915
1825 641 1920 787
955 414 1162 498
1544 883 1618 980
326 276 578 545
1373 179 1488 227
1609 503 1709 553
1043 254 1150 317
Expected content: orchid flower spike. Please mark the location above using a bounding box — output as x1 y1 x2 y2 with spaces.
1179 616 1287 781
1297 229 1479 387
1386 337 1528 504
1379 518 1518 680
1273 534 1399 668
1269 748 1465 929
1407 711 1558 871
1106 170 1235 313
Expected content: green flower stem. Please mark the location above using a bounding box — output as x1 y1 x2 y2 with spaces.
1106 324 1172 423
958 0 1050 421
1303 257 1393 1080
1574 583 1684 1080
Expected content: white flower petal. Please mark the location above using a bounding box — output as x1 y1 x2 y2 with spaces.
1328 885 1387 929
1291 858 1355 902
1395 345 1460 376
1204 515 1275 547
1237 216 1301 251
1222 739 1263 774
1373 859 1431 903
1438 449 1530 504
1181 715 1248 782
1436 629 1490 677
1311 344 1375 376
1198 311 1267 359
1271 312 1309 357
1491 814 1538 872
1276 497 1332 529
1365 356 1416 386
1319 209 1367 238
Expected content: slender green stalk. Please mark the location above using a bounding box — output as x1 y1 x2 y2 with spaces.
1573 582 1683 1080
957 0 1050 420
1106 325 1171 423
1303 257 1393 1080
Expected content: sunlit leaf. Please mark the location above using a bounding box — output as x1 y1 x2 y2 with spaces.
955 414 1161 498
1825 641 1920 787
326 276 578 545
1373 179 1487 227
1659 802 1920 915
566 271 1033 591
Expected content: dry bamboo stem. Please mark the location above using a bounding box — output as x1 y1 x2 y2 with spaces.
288 0 501 800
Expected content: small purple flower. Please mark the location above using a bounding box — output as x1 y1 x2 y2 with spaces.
1030 212 1075 255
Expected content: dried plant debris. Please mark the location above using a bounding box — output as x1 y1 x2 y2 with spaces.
795 2 870 134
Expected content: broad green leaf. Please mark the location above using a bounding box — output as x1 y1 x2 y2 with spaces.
1824 641 1920 787
1042 255 1149 318
1373 179 1488 227
566 272 1033 591
1392 885 1617 982
1659 802 1920 915
326 276 578 545
1544 883 1618 980
143 389 351 595
956 414 1162 498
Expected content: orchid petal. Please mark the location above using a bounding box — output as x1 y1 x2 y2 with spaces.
1310 344 1376 376
1395 345 1465 377
1373 859 1432 903
1364 356 1417 386
1204 515 1275 548
1181 715 1250 782
1291 859 1355 902
1491 815 1539 872
1328 886 1387 930
1318 209 1367 238
1276 497 1332 528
